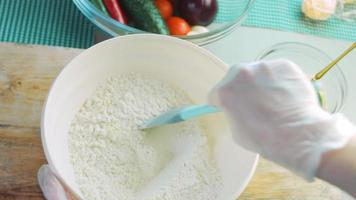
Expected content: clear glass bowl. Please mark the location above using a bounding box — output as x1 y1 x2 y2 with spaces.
256 42 348 113
335 0 356 21
72 0 254 45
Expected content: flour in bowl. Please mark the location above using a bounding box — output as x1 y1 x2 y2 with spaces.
68 73 222 200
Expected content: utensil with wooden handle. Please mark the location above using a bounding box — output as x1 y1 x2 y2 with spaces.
313 42 356 80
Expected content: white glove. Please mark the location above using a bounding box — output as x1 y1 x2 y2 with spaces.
38 165 76 200
209 59 356 181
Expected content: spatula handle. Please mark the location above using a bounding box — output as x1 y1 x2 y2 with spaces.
180 104 220 120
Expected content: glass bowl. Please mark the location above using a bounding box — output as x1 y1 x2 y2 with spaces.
72 0 254 45
256 42 348 113
335 0 356 22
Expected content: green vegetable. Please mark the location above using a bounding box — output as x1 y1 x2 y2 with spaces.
317 89 327 109
313 81 327 109
91 0 109 16
120 0 169 34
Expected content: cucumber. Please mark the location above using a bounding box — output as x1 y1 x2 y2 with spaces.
120 0 169 34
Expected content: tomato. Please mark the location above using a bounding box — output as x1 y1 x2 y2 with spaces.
155 0 173 19
166 17 191 35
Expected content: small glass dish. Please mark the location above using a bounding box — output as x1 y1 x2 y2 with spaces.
72 0 254 45
256 42 348 113
335 0 356 22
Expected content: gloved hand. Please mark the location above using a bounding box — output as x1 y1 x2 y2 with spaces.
38 165 77 200
209 59 356 181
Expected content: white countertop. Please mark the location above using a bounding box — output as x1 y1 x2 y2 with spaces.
205 27 356 120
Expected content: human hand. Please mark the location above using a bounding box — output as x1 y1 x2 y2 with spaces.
38 165 78 200
209 59 356 180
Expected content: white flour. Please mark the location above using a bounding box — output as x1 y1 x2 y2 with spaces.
68 73 222 200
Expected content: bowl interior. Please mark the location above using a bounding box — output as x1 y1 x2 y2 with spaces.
42 34 258 199
72 0 254 45
256 42 347 113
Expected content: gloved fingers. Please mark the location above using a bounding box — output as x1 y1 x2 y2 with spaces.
246 61 317 103
251 60 315 96
265 59 319 104
38 165 75 200
255 59 308 81
208 64 252 107
269 59 317 96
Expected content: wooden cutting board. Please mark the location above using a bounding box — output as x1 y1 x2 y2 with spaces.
0 43 349 199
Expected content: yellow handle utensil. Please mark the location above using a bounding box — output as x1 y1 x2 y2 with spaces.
313 42 356 81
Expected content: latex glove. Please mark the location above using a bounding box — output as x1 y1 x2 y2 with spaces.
209 59 356 180
38 165 77 200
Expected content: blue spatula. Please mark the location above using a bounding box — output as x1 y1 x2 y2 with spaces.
140 104 220 129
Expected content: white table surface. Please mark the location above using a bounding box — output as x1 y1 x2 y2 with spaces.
205 27 356 121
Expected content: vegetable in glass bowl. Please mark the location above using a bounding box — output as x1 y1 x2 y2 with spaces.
178 0 218 26
72 0 254 45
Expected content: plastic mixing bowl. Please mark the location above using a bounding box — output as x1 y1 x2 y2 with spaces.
257 42 348 113
41 34 258 199
72 0 254 45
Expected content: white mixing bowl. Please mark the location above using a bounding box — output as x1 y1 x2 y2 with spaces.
41 34 258 199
